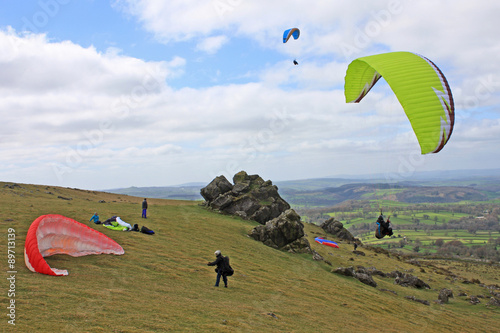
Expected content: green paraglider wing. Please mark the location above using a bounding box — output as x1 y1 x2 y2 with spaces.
344 52 454 154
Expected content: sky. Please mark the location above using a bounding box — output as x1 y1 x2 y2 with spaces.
1 0 499 190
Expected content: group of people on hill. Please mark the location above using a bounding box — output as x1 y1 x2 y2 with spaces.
88 198 151 233
90 213 138 231
89 198 394 289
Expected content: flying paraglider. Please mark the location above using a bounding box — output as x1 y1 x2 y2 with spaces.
283 28 300 65
283 28 300 43
374 213 393 239
314 237 339 248
24 214 124 276
344 51 455 154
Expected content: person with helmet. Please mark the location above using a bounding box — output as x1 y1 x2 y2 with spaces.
207 250 229 288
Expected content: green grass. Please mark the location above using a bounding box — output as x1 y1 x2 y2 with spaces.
1 182 499 332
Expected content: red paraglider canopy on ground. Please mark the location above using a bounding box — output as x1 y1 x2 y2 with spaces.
314 237 339 248
24 214 124 276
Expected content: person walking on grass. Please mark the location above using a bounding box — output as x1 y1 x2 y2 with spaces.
142 198 148 218
207 250 232 288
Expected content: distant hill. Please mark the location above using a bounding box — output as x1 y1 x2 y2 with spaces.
280 182 495 207
105 169 500 206
106 184 205 200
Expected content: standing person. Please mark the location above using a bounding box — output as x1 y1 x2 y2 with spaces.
353 241 358 251
89 212 101 224
207 250 230 288
142 198 148 218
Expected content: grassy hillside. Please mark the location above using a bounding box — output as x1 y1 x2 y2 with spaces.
1 182 499 332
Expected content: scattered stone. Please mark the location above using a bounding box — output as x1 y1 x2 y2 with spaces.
334 266 355 277
487 297 500 307
469 296 481 305
406 259 421 267
352 250 365 256
98 200 106 203
267 312 278 319
57 196 72 200
438 288 454 303
379 289 397 295
312 251 324 261
367 267 387 278
405 296 430 306
4 184 21 189
394 272 430 289
355 273 377 287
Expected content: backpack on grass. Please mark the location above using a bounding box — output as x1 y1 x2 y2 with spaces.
140 226 155 235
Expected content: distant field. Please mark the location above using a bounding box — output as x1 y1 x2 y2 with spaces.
302 197 500 260
359 230 495 246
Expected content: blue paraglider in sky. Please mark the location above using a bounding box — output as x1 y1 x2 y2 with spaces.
283 28 300 43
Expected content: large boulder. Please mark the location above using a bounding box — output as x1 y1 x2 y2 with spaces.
201 171 291 224
320 218 356 242
248 209 311 253
200 175 234 202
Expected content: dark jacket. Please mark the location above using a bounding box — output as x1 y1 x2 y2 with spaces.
142 200 148 209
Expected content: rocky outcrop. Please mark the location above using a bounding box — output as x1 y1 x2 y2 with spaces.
202 171 310 253
320 218 355 242
248 209 311 253
200 171 290 224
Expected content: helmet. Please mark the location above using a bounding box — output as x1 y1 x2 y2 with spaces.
214 250 221 256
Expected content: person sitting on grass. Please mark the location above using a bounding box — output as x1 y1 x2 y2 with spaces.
90 212 101 224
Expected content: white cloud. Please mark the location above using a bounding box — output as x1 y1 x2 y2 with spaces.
195 35 228 54
1 1 500 189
